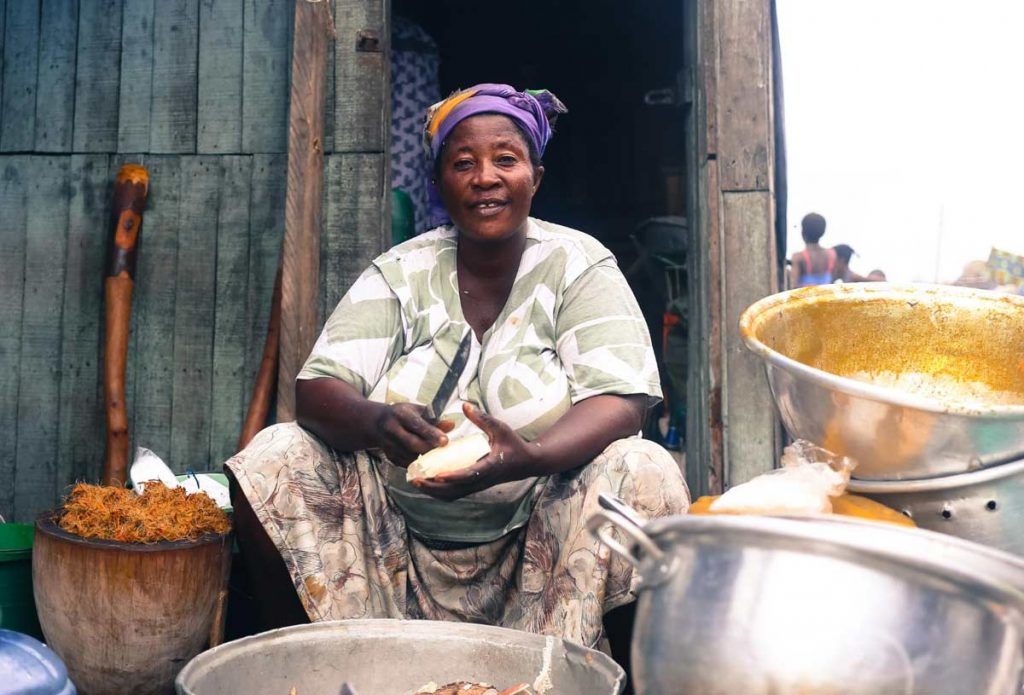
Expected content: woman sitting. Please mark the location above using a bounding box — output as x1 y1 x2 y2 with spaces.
226 84 690 650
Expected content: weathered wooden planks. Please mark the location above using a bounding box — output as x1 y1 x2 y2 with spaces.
0 156 27 519
721 191 777 485
130 156 180 462
242 0 292 153
35 0 79 153
117 0 156 153
716 0 772 192
278 0 333 422
57 155 110 489
15 157 71 519
73 0 123 153
150 0 199 154
333 0 387 153
170 157 218 470
1 0 41 151
245 154 286 425
198 0 244 154
323 30 337 154
210 156 252 464
0 0 393 516
321 154 386 320
685 0 780 491
0 1 6 124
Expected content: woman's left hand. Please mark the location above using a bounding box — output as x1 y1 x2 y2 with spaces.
410 402 540 502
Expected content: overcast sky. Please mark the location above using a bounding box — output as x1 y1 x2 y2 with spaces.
776 0 1024 283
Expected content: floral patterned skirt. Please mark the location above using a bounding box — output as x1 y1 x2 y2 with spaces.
225 422 689 648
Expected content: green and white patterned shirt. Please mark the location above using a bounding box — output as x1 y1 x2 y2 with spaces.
299 218 661 542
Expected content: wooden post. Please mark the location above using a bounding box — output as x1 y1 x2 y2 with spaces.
103 164 149 487
687 0 780 492
278 0 335 422
238 265 282 451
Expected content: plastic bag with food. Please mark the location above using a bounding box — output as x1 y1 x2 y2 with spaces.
709 440 855 515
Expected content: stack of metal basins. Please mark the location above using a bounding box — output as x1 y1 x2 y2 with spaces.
740 283 1024 556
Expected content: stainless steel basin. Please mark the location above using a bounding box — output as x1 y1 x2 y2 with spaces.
591 497 1024 694
849 456 1024 556
175 619 623 695
739 283 1024 480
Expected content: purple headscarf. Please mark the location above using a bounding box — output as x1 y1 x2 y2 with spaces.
423 83 567 226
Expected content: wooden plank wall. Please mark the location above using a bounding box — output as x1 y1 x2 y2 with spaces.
0 0 390 521
321 0 390 319
686 0 780 493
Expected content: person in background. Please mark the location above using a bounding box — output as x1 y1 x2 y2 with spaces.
867 269 887 282
953 260 997 290
832 244 869 283
789 213 835 287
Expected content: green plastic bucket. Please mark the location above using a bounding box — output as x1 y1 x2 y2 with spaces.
0 522 43 639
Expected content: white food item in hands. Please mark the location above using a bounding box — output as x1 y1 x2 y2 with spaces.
406 433 491 481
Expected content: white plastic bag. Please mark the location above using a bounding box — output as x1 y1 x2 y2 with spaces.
129 447 231 508
709 441 856 515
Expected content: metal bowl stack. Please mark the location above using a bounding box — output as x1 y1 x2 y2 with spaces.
740 283 1024 554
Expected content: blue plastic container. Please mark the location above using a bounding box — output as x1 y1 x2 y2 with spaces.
0 629 75 694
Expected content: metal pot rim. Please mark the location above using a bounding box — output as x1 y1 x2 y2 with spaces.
641 514 1024 603
176 619 625 693
848 456 1024 494
739 282 1024 419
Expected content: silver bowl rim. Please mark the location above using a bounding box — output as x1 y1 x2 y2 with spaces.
739 282 1024 418
175 618 626 692
641 513 1024 604
847 454 1024 494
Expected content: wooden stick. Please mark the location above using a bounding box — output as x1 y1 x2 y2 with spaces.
237 264 282 451
277 0 334 422
103 164 149 487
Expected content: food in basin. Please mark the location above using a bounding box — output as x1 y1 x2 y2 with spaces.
740 283 1024 479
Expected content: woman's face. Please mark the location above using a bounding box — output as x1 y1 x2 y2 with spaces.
436 114 544 243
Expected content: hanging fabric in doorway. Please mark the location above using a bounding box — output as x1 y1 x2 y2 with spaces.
391 16 441 235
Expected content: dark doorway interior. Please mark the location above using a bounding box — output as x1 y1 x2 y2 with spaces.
392 0 692 443
394 0 687 249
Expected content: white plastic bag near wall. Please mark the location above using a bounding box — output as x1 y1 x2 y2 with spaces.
129 447 231 509
710 441 856 515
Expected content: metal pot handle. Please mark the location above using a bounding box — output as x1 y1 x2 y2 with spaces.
588 509 665 568
598 492 649 528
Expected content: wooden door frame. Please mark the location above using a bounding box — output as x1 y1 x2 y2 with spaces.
685 0 783 496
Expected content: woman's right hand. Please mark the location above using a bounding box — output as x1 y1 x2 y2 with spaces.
373 403 454 468
296 378 452 465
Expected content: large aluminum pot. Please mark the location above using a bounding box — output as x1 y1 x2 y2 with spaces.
849 456 1024 556
590 494 1024 694
739 283 1024 480
176 619 623 695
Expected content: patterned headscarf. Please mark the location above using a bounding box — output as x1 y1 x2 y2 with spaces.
423 84 567 227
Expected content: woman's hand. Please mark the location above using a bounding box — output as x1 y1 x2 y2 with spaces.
411 402 538 502
374 403 454 468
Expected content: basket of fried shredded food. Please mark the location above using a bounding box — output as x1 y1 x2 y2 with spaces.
57 481 231 542
33 482 233 695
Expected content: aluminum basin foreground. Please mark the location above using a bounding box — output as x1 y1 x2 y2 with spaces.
592 506 1024 694
740 283 1024 480
175 619 623 695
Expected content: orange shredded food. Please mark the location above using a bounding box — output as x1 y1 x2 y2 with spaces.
58 482 231 543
